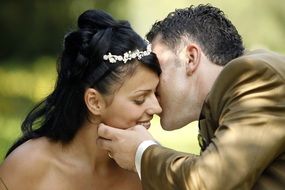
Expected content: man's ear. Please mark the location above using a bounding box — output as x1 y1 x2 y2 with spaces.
84 88 106 116
185 44 201 76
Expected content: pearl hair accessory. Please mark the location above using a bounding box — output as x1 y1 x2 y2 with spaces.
103 42 152 63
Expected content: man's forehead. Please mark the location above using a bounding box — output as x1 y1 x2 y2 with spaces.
151 40 170 54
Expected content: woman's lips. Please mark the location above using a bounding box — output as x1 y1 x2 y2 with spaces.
138 122 151 129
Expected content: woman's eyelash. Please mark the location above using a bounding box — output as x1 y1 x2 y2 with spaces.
134 99 145 105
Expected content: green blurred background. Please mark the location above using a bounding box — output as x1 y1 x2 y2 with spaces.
1 0 285 160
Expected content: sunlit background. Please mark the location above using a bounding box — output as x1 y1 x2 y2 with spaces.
1 0 285 160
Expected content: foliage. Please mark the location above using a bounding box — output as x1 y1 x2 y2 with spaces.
0 0 127 60
0 58 56 159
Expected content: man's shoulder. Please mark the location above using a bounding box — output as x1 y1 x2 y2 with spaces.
205 49 285 116
213 49 285 90
224 49 285 77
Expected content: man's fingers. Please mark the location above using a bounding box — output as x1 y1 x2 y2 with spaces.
98 123 121 140
96 137 112 151
128 124 146 131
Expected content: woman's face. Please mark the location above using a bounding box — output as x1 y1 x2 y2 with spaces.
100 64 162 130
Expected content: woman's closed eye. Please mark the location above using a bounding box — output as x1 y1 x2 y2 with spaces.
134 98 145 105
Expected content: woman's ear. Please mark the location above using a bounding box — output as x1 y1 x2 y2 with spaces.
185 44 201 76
84 88 106 116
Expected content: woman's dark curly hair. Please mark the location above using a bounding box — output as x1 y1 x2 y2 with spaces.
6 9 161 157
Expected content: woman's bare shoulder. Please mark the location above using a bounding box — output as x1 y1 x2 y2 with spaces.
0 138 60 189
1 138 51 169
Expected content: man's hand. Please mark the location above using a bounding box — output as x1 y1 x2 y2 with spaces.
97 123 155 172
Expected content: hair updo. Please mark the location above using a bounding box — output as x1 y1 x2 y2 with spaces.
6 10 161 157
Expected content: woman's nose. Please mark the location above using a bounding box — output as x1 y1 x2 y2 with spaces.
147 94 162 115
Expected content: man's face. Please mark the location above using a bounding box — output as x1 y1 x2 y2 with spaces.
152 40 199 130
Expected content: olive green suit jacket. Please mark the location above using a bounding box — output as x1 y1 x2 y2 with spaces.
141 50 285 190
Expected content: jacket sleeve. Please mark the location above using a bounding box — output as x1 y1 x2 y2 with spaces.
141 57 285 190
0 178 8 190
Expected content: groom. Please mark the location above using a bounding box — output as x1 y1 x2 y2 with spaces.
97 4 285 189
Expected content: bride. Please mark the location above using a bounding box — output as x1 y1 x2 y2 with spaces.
0 9 161 190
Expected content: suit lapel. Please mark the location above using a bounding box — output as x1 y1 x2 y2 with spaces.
198 98 218 153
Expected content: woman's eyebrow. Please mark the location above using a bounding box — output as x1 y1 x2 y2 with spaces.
133 89 152 94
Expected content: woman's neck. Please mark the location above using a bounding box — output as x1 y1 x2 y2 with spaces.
58 119 118 175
